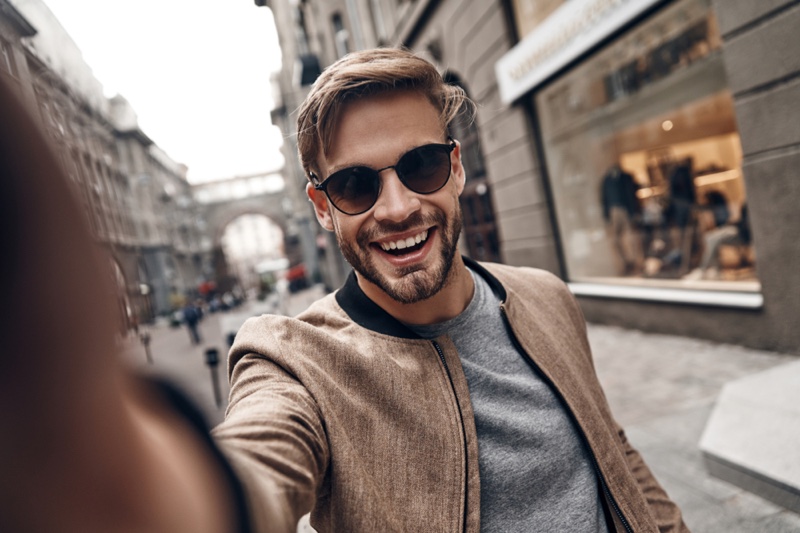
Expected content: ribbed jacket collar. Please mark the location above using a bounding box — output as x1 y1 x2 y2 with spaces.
334 256 507 337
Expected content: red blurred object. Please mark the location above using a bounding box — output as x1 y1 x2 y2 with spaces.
198 281 216 295
286 264 306 282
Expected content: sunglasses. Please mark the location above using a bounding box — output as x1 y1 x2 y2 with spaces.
310 139 457 215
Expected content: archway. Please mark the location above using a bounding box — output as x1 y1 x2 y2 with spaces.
219 213 286 296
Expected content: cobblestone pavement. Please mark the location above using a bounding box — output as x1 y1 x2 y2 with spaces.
118 287 800 532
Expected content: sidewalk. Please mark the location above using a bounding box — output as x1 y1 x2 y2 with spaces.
588 325 799 532
120 286 800 532
118 285 328 426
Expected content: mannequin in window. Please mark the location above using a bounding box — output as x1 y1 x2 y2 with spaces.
684 191 740 280
601 163 641 275
664 161 697 268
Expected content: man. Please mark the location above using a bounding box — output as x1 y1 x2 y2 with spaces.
212 48 688 531
0 49 687 532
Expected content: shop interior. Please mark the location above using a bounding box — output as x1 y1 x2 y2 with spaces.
612 90 758 286
535 0 760 292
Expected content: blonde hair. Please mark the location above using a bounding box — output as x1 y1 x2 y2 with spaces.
296 48 473 180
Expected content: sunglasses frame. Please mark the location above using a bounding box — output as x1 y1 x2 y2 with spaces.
310 138 457 215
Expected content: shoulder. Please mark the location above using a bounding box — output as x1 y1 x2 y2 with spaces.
229 291 359 369
477 261 586 329
479 261 568 295
234 292 344 345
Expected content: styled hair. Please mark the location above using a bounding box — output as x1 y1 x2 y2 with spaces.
296 47 473 180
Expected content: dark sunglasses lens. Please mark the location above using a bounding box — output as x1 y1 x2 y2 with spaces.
326 167 380 214
398 145 452 193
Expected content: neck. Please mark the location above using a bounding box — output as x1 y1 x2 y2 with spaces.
356 255 474 326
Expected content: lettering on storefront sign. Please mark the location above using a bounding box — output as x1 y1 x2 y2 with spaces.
495 0 663 104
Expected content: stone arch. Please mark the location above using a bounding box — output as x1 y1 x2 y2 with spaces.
201 194 289 250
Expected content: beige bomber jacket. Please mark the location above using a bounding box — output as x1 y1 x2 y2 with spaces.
212 259 689 533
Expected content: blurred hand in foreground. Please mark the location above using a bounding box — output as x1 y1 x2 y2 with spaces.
0 77 237 532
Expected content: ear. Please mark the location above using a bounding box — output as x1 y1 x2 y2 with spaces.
306 182 335 232
451 139 466 196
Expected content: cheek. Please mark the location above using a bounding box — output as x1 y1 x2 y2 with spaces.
331 212 358 242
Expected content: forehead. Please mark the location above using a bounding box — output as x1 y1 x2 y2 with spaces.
322 91 445 173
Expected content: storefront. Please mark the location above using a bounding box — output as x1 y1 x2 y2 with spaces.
496 0 799 351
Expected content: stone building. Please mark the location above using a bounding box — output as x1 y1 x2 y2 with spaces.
260 0 799 353
0 0 36 107
1 0 209 326
265 0 350 291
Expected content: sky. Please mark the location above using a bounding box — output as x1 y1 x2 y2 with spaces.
40 0 285 183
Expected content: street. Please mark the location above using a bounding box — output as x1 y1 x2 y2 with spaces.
118 287 800 532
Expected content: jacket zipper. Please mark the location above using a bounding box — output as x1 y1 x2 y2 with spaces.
498 305 634 533
432 340 470 533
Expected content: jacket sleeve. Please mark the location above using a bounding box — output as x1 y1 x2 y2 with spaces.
212 352 329 533
558 281 689 532
615 422 690 533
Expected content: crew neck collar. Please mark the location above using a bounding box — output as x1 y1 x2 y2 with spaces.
334 256 506 337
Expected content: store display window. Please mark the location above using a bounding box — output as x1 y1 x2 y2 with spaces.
535 0 759 293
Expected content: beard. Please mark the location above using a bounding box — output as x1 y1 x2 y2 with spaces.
335 205 463 304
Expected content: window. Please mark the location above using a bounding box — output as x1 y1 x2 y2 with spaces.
368 0 389 45
0 38 17 76
536 0 759 292
332 13 351 59
445 73 501 263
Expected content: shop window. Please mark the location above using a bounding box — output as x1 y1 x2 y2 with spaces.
444 73 501 263
536 0 759 293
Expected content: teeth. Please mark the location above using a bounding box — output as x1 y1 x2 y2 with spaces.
380 230 429 252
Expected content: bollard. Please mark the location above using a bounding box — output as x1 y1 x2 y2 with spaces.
204 347 222 408
139 331 153 364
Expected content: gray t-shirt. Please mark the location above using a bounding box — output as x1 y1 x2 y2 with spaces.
405 268 609 532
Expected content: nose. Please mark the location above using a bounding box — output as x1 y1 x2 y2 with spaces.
371 169 421 223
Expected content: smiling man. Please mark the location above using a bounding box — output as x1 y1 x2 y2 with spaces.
309 89 469 319
212 48 689 532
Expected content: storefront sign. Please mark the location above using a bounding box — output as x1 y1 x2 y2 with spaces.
496 0 663 103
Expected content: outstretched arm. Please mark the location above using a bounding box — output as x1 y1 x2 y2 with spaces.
0 77 238 533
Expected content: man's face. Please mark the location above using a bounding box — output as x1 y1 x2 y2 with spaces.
307 91 465 304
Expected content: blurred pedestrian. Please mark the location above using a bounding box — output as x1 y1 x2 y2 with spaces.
182 301 202 344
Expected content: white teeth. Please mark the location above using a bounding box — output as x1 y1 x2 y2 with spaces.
379 230 429 251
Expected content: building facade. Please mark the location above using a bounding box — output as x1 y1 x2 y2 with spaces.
1 0 209 326
265 0 352 291
263 0 799 353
